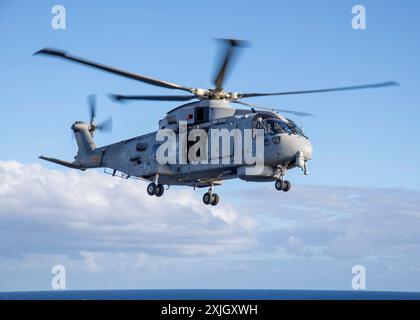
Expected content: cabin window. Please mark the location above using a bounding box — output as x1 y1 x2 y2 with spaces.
195 107 209 123
136 142 148 152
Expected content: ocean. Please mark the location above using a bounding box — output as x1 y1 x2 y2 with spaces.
1 289 420 300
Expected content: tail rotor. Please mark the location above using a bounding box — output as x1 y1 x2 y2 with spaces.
87 94 112 137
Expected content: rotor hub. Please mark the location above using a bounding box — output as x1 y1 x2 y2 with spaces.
191 88 240 101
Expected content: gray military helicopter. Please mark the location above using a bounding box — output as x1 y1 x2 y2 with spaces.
35 39 397 206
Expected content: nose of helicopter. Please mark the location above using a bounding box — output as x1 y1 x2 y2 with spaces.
278 134 313 162
301 138 313 161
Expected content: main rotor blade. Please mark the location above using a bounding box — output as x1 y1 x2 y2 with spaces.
213 39 249 91
238 81 399 99
34 48 193 93
87 94 96 124
110 94 197 102
232 100 313 117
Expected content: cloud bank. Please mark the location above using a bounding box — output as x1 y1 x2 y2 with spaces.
0 161 257 260
0 160 419 290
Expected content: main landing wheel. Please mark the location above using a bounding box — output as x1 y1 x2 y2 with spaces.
282 180 291 192
210 193 219 206
203 192 220 206
275 180 291 192
147 183 165 197
147 183 156 196
155 184 164 197
203 192 211 205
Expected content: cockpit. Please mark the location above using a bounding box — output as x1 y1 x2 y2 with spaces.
253 114 308 139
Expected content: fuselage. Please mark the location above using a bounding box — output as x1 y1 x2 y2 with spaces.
81 101 312 187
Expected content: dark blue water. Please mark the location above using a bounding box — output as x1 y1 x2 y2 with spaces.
1 289 420 300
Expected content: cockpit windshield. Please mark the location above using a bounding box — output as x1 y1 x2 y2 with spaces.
253 116 308 139
286 118 308 139
264 119 293 135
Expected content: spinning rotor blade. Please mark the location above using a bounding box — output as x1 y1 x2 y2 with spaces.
96 117 113 133
231 100 313 117
87 94 96 124
238 81 399 99
86 94 112 133
110 94 198 102
34 48 193 93
213 39 249 91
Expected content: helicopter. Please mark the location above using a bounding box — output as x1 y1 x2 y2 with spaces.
35 39 397 206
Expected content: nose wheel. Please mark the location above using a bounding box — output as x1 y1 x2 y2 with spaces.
275 179 291 192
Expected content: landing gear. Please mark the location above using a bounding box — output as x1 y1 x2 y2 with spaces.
211 193 219 206
147 182 156 196
202 185 220 206
283 180 291 192
275 179 291 192
203 192 211 205
147 175 165 197
155 184 164 197
203 192 220 206
275 165 291 192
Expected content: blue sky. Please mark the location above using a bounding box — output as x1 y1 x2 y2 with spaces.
1 0 419 189
0 0 420 292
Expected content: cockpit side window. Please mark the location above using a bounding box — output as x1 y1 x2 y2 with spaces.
253 115 308 138
252 117 265 130
264 119 293 135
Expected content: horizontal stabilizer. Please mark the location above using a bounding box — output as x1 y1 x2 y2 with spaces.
39 156 83 170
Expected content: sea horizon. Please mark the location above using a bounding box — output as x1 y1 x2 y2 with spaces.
1 289 420 300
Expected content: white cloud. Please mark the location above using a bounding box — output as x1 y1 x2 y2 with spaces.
285 235 314 257
79 251 147 273
1 160 420 280
238 185 420 259
0 161 258 261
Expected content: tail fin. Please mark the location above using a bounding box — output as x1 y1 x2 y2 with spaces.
39 122 100 170
72 122 96 160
